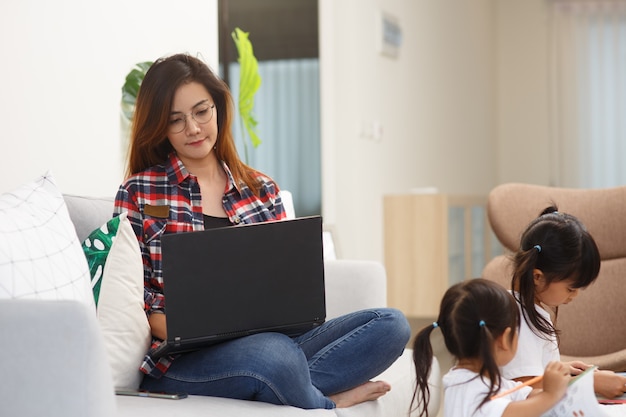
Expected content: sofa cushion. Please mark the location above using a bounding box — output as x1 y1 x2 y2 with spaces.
0 172 93 307
82 212 150 389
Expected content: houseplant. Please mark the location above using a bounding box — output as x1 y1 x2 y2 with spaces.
231 27 262 163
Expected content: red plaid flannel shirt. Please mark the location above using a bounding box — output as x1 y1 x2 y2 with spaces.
113 153 286 377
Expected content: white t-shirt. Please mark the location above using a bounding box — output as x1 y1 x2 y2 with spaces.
501 297 560 380
442 367 532 417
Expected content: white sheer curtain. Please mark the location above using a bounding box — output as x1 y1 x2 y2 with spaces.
550 1 626 188
229 58 321 216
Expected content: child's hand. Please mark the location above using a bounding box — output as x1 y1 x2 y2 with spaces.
542 361 570 400
564 360 591 376
503 362 571 417
594 369 626 399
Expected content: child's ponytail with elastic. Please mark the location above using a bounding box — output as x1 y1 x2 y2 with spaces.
512 241 550 337
410 322 438 416
475 319 501 409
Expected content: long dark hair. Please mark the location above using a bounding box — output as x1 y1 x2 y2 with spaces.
126 53 261 194
511 206 600 339
411 279 520 416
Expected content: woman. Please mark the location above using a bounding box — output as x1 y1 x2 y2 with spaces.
114 53 411 409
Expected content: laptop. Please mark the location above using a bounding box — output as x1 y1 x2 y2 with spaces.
151 215 326 359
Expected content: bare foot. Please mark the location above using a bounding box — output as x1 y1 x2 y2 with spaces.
329 380 391 408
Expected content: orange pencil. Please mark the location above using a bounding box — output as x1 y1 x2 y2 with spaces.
490 375 543 400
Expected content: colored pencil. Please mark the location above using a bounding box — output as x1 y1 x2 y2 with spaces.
491 375 543 400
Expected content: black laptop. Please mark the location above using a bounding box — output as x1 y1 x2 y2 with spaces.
151 215 326 359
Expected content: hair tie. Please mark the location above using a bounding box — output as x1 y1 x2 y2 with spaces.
432 322 439 329
479 320 486 327
534 245 542 253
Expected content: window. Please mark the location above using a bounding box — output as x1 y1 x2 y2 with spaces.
219 0 321 216
550 1 626 188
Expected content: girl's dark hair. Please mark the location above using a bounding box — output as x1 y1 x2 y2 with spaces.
511 206 600 340
126 53 261 195
411 278 520 416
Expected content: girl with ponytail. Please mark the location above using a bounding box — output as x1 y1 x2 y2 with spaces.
411 279 570 417
502 206 626 399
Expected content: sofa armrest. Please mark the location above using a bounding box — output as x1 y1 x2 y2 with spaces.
0 299 116 417
324 260 387 320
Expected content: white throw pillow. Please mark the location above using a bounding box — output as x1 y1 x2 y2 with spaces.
0 172 93 307
82 212 151 389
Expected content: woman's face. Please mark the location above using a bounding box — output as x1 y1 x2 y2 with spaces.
167 81 218 166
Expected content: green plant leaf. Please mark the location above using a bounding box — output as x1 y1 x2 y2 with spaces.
232 28 262 150
121 61 153 121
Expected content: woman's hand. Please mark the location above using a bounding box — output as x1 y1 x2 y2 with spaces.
594 369 626 399
148 311 167 340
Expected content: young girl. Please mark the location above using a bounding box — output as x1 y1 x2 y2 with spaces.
412 278 570 417
501 206 626 399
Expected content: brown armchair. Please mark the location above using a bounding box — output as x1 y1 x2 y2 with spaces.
482 183 626 371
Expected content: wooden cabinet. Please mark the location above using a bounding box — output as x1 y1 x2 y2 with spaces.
383 193 501 318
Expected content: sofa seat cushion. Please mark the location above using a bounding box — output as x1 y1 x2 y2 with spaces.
116 394 334 417
115 350 441 417
336 350 440 417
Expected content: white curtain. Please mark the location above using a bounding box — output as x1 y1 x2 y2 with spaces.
550 1 626 188
229 58 321 216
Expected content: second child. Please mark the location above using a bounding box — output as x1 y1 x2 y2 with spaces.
411 278 570 417
501 206 626 399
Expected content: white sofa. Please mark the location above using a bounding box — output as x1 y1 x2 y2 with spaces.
0 193 441 417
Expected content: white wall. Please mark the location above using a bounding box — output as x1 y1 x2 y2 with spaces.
0 0 555 264
320 0 497 261
0 0 218 197
495 0 553 185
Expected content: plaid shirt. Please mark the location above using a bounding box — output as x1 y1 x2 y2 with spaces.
114 153 286 377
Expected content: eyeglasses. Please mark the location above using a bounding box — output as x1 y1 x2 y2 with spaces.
168 103 215 133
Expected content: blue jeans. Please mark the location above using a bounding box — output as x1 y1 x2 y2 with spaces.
140 308 410 409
